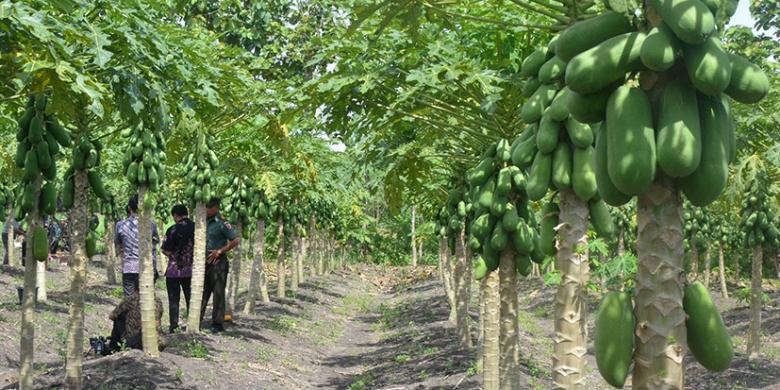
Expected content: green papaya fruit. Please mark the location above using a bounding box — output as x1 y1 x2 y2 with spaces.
555 10 633 62
28 113 44 143
496 139 512 162
572 146 598 201
565 32 646 94
565 117 593 148
595 291 635 388
606 86 656 195
483 245 500 273
589 198 615 238
522 78 541 98
552 142 572 190
512 221 534 255
474 256 488 280
520 47 550 78
680 95 729 207
88 171 108 200
36 142 52 170
511 137 537 169
489 224 509 251
536 114 560 154
45 117 71 147
86 232 97 258
472 213 495 241
496 167 513 197
530 232 545 264
33 226 49 262
521 84 558 123
467 158 497 187
640 24 680 71
652 0 715 44
594 124 631 206
725 53 769 103
15 141 29 168
24 150 40 181
502 203 521 232
126 162 139 185
538 56 566 83
657 79 702 177
516 255 532 276
566 87 614 124
527 151 552 201
62 178 75 209
684 281 733 372
683 36 732 96
39 182 56 215
545 88 571 121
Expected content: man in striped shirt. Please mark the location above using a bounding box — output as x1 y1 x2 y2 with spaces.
115 195 159 296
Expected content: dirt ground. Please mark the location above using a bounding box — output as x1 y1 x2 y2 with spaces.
0 254 778 389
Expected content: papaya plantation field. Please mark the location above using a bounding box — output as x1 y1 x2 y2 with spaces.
1 0 780 389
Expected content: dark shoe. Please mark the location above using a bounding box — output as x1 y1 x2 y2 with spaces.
210 324 225 333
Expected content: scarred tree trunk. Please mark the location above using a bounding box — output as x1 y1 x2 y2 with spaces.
226 222 242 317
187 202 207 333
64 171 89 389
454 228 472 349
633 182 686 389
290 232 299 293
483 268 500 390
703 246 711 289
276 217 286 298
718 244 728 299
411 206 417 267
138 186 158 356
690 229 699 280
105 220 117 284
553 190 589 390
6 206 16 267
244 218 269 314
36 256 47 302
499 249 521 389
19 177 41 390
747 245 763 360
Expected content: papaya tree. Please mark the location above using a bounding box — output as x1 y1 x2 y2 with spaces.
244 189 273 312
223 175 254 318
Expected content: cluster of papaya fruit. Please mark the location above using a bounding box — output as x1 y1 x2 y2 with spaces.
0 184 13 220
435 184 468 253
739 169 779 249
684 204 714 250
465 140 542 279
223 176 271 239
62 137 109 209
14 96 69 225
609 202 635 242
596 279 733 387
121 122 166 192
183 137 218 204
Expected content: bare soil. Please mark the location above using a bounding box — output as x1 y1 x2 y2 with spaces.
0 257 778 389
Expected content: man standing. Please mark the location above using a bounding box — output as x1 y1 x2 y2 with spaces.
161 205 194 333
200 197 239 332
115 195 159 296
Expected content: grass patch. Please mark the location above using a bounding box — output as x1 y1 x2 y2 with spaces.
183 339 209 359
394 354 411 363
348 372 376 390
256 346 278 363
268 315 299 335
335 292 376 316
109 287 124 299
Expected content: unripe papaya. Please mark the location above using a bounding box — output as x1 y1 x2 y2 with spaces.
472 213 495 241
483 245 500 273
62 177 75 209
527 151 552 201
24 150 40 181
595 291 635 388
39 182 56 216
28 113 44 143
572 146 598 201
15 141 29 168
516 255 531 277
502 203 521 232
520 47 550 78
680 95 729 207
588 198 615 238
658 80 702 177
594 124 631 206
565 32 646 94
495 167 512 197
545 88 571 121
467 158 496 187
36 143 52 170
489 224 508 251
551 142 572 190
88 171 108 200
536 114 560 154
555 11 633 62
538 56 566 83
640 24 680 71
565 117 592 148
566 86 614 124
683 36 732 96
17 108 34 142
86 232 97 258
490 197 508 217
512 221 534 255
522 78 540 97
511 137 537 169
521 84 557 123
684 281 733 372
606 86 656 195
652 0 715 44
33 226 48 262
474 256 488 280
496 139 512 162
725 53 769 103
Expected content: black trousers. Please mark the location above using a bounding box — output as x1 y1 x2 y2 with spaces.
122 273 139 296
200 258 228 327
166 277 191 332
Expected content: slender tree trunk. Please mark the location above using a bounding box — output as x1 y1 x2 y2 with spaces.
138 186 158 356
478 278 486 369
483 268 500 390
244 219 269 313
633 181 686 389
36 258 47 302
411 206 417 267
187 202 207 333
499 249 521 389
276 218 286 298
290 232 299 293
439 237 456 323
65 171 89 389
718 244 728 299
703 246 711 289
553 190 589 390
309 217 317 278
6 206 16 267
690 229 699 280
747 245 763 360
617 229 625 257
105 220 117 285
19 177 41 390
454 228 472 349
317 233 325 275
299 230 306 284
226 222 242 317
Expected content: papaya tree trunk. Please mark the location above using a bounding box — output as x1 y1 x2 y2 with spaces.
6 206 16 267
105 220 117 285
19 177 41 390
478 278 486 369
187 202 207 332
290 232 299 293
617 229 625 257
244 218 269 313
64 171 89 389
454 227 472 349
499 249 521 389
226 222 242 317
309 217 316 278
483 268 500 390
411 206 417 267
747 245 763 360
138 186 158 356
633 181 686 389
317 232 325 275
703 246 711 289
276 217 286 298
718 244 728 299
298 229 306 284
553 190 589 390
690 229 699 280
439 236 456 323
36 256 47 302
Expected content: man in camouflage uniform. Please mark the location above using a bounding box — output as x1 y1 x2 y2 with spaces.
200 197 239 332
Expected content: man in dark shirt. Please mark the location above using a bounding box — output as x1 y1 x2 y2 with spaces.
200 197 239 332
107 279 163 352
161 205 194 333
